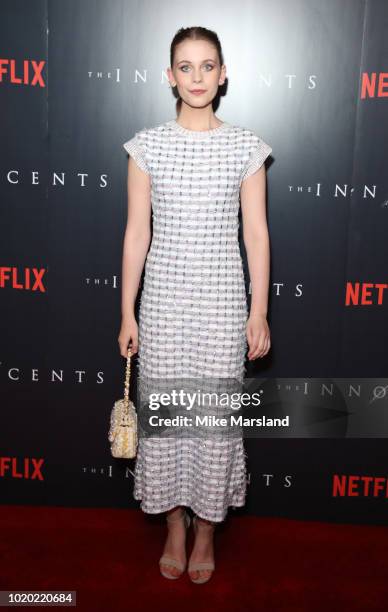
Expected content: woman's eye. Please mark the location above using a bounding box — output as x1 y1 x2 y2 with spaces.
180 64 214 72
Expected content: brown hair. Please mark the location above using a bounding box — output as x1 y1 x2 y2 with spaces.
170 26 225 115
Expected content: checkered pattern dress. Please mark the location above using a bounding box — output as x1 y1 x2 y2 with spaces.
123 119 272 522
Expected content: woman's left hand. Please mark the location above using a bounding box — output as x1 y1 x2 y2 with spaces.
246 314 271 360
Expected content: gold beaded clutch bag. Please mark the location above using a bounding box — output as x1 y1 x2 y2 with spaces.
108 348 138 458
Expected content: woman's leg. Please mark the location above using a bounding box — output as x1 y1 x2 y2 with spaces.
188 515 216 582
159 505 189 578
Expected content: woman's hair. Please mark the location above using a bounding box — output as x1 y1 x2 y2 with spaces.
170 26 224 115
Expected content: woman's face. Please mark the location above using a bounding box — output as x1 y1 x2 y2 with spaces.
168 38 226 109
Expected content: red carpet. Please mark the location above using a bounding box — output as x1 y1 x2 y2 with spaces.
0 505 387 611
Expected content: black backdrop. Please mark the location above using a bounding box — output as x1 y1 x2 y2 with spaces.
1 0 388 525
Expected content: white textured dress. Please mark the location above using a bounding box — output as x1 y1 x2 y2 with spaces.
123 119 272 522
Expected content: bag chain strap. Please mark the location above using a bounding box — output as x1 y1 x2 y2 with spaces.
124 347 132 410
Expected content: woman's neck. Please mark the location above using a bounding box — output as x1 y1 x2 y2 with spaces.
176 106 223 131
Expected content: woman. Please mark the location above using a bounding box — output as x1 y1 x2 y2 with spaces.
118 26 272 584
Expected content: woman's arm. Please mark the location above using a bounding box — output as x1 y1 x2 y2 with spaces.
240 165 271 359
119 158 151 355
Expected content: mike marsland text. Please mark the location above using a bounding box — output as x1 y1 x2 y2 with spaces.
147 415 290 427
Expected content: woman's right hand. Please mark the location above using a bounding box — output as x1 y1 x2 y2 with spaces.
118 317 139 357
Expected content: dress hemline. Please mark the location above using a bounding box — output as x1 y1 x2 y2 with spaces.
132 493 247 523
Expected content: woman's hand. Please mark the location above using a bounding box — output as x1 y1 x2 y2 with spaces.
246 313 271 360
118 316 139 357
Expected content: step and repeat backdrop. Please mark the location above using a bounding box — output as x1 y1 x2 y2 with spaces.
1 0 388 525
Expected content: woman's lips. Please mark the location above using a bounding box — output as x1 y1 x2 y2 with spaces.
190 89 206 95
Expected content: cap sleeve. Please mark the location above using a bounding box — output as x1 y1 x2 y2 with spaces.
122 132 150 175
240 133 272 184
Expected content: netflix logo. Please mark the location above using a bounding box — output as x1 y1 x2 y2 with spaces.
0 267 47 292
0 59 46 87
333 474 388 498
345 282 387 306
361 72 388 98
0 458 44 480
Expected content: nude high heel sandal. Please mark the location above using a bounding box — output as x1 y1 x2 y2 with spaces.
187 515 216 584
159 509 191 579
